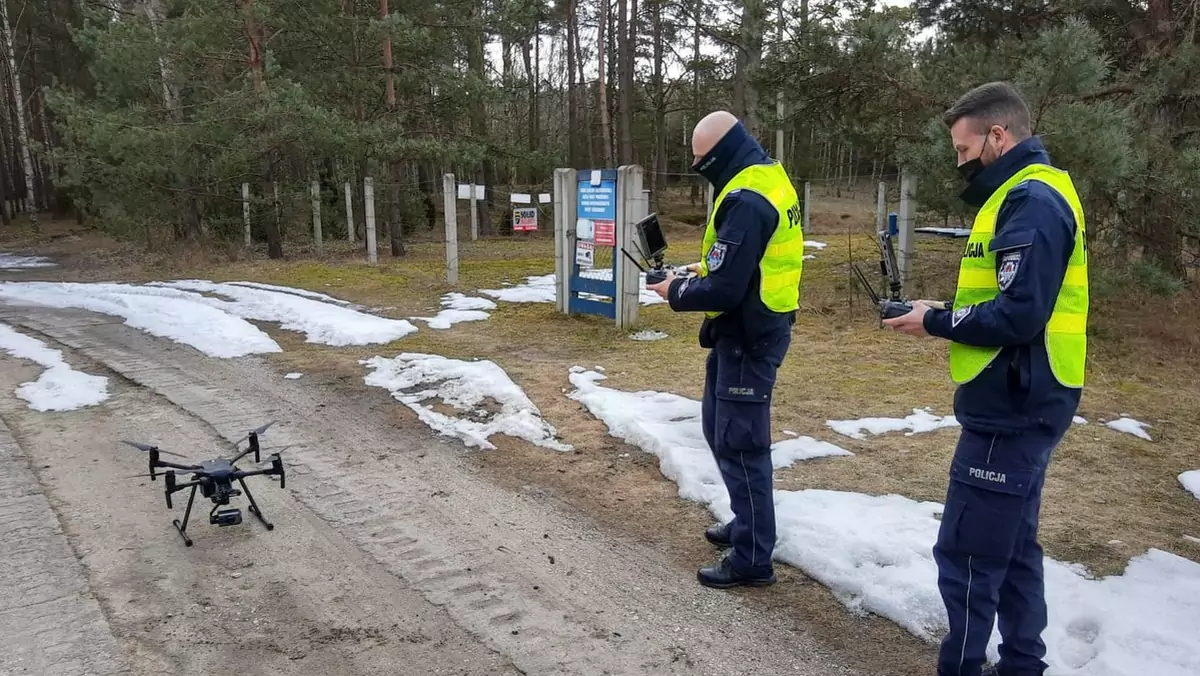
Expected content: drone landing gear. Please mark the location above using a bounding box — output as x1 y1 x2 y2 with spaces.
173 484 198 547
238 477 275 531
170 479 275 547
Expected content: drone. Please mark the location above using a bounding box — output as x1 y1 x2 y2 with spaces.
122 421 287 547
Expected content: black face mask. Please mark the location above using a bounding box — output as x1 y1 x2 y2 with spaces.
956 134 990 183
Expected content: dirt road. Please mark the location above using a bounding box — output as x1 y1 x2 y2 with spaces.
0 306 856 676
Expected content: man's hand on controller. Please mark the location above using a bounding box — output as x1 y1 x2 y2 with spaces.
881 300 932 336
647 271 676 300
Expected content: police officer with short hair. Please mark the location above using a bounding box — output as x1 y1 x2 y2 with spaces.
647 110 805 589
883 82 1088 676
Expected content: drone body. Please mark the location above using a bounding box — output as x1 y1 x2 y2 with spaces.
123 421 287 546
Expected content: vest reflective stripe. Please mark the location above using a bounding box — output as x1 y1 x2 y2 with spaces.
949 163 1089 388
698 162 804 318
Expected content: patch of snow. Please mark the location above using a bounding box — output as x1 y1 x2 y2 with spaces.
804 241 827 249
771 436 854 468
0 252 55 269
0 322 108 411
155 280 418 346
362 353 572 452
225 280 352 305
826 408 960 440
480 274 556 303
915 227 971 237
479 271 667 306
1184 535 1200 545
0 281 282 358
284 372 303 380
441 292 497 312
1105 417 1152 441
1073 416 1088 425
630 330 668 341
566 368 1200 676
803 254 816 260
565 368 850 514
1179 470 1200 501
783 430 797 437
412 292 495 330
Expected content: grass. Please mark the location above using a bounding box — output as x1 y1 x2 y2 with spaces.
3 188 1200 673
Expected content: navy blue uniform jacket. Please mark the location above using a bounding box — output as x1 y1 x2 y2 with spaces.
665 123 794 348
923 136 1081 438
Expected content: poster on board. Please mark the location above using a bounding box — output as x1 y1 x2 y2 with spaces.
575 241 594 268
513 208 538 232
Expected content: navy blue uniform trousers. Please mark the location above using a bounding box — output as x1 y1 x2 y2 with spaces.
935 428 1062 676
700 334 789 577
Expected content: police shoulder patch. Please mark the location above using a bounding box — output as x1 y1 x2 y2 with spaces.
952 305 972 328
997 250 1022 291
707 241 729 272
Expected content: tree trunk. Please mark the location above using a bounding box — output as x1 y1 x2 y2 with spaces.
617 0 634 165
143 0 201 239
566 0 579 168
466 0 493 235
689 0 701 204
380 0 405 256
1 0 38 227
596 0 613 165
651 0 665 210
733 0 765 138
242 0 282 258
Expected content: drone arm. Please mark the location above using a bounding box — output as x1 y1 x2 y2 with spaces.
233 461 285 489
157 460 203 472
229 445 257 464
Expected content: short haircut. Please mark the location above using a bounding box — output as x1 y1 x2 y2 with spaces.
942 82 1032 139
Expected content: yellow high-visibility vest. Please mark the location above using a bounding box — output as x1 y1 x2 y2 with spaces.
949 163 1088 387
698 162 805 318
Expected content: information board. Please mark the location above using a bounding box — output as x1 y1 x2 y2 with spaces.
513 207 538 232
570 170 620 319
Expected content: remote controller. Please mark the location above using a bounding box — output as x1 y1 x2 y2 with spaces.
880 300 913 319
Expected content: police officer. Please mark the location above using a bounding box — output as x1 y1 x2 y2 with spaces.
647 110 805 589
882 82 1088 676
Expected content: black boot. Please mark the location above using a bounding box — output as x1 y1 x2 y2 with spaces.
704 521 732 548
697 555 775 589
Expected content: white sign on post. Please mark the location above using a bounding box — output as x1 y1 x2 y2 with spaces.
474 184 485 200
510 193 532 204
538 193 552 204
575 241 594 267
576 218 594 240
457 183 471 199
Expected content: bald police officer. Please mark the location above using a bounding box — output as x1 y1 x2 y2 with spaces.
883 82 1088 676
647 111 805 589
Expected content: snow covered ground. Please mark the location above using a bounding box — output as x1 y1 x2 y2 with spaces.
1104 416 1153 441
1179 470 1200 501
0 322 108 411
827 407 960 439
0 280 417 357
0 252 56 269
566 368 1200 676
630 329 669 341
362 353 572 452
411 292 495 330
480 271 668 306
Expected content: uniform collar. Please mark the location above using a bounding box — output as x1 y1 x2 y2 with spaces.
960 136 1053 208
694 122 771 194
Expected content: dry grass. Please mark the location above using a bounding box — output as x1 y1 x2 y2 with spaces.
3 190 1200 674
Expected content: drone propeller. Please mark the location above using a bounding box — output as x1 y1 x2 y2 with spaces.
231 420 276 448
120 440 188 458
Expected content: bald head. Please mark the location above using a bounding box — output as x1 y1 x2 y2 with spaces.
691 111 739 165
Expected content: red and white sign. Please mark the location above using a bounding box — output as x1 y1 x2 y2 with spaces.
593 220 615 247
513 207 538 232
